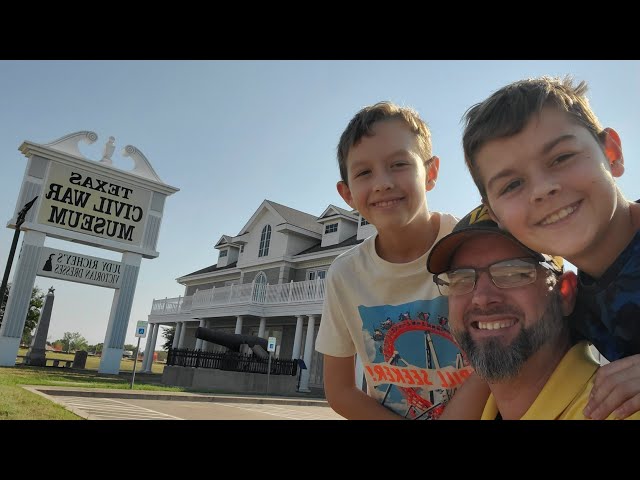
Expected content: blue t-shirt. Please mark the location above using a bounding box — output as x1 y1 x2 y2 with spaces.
570 229 640 361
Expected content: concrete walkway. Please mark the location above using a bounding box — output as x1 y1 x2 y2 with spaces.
22 385 341 420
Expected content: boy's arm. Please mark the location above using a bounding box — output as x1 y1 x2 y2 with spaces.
437 372 490 420
317 264 402 419
583 353 640 419
323 354 404 420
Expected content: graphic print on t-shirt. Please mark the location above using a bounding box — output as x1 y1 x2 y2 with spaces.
358 296 470 419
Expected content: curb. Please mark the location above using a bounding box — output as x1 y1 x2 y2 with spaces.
21 385 330 407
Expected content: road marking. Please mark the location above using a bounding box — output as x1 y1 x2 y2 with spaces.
55 396 183 420
214 402 344 420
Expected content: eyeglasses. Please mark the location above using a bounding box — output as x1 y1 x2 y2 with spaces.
432 257 553 296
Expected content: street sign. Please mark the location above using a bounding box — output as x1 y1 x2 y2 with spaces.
135 320 148 338
267 336 276 352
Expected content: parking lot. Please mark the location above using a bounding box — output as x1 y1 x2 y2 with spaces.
25 386 345 420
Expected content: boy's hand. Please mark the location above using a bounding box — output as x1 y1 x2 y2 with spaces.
584 354 640 420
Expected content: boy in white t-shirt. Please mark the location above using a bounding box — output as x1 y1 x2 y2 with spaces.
315 101 488 419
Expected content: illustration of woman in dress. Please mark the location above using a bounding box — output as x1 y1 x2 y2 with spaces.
43 254 54 271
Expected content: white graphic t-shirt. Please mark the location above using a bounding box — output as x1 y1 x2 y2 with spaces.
315 213 471 419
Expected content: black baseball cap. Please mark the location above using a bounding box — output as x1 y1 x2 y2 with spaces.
427 205 564 275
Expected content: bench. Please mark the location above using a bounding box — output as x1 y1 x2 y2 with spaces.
16 355 74 368
47 359 74 368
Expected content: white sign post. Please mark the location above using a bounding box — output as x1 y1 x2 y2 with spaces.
266 336 276 395
130 321 148 389
0 131 178 374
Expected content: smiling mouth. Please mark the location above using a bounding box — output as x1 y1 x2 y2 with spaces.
538 200 581 226
472 319 516 330
371 198 403 207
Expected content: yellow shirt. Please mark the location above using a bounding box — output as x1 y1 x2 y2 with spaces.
480 341 640 420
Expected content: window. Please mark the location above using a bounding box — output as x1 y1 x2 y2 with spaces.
259 225 271 257
324 223 338 234
219 250 228 257
307 269 327 281
240 245 244 253
252 271 267 302
360 217 369 226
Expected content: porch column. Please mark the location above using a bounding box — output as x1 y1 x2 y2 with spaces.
177 321 187 348
258 317 266 338
194 319 206 350
292 315 304 360
143 323 160 373
204 319 214 352
141 323 155 371
172 322 182 349
234 316 243 334
298 315 316 393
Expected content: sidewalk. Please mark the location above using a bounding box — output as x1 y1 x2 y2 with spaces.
22 385 330 407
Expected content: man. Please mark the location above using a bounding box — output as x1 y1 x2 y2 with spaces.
427 205 640 420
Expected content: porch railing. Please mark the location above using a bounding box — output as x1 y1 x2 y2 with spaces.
151 278 325 315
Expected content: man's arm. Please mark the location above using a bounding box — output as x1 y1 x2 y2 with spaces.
323 354 404 420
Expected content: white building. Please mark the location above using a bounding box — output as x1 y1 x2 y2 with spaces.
145 199 376 393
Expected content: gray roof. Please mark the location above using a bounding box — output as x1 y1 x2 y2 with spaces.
332 205 358 218
268 200 323 234
181 261 238 278
295 235 362 256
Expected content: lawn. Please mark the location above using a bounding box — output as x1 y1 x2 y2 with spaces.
16 349 166 374
1 351 186 420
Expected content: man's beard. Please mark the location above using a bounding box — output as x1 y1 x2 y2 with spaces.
454 292 565 382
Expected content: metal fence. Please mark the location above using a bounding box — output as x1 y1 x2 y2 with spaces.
167 348 298 376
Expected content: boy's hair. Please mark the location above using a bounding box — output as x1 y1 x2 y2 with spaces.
462 75 604 200
337 101 432 184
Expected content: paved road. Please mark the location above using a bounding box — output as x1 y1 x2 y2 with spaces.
25 386 344 420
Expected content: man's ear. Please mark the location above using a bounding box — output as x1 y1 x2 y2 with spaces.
337 181 355 209
603 128 625 177
425 156 440 192
558 271 578 316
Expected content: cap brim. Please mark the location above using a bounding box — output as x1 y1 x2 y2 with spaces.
427 227 544 275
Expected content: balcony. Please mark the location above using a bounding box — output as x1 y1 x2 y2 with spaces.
150 278 326 316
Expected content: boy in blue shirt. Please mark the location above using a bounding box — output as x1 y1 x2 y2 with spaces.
461 75 640 419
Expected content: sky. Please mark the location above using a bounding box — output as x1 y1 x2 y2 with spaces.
0 60 639 350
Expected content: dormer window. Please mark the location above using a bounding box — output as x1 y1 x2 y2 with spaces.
324 223 338 234
259 225 271 257
219 250 228 258
360 217 369 226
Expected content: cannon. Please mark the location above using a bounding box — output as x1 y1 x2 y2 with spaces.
195 326 268 352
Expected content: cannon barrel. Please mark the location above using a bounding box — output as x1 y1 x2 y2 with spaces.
251 344 269 360
195 327 268 351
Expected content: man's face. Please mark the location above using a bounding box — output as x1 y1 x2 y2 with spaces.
447 234 564 382
474 106 622 264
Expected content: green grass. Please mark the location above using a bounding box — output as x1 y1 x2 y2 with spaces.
16 349 166 374
1 352 186 420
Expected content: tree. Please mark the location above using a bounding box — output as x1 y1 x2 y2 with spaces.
0 284 45 346
162 326 175 350
57 332 88 353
